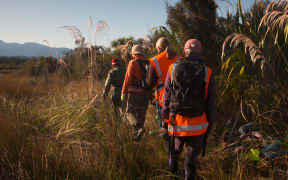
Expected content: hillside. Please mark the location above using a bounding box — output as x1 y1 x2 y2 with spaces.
0 40 70 57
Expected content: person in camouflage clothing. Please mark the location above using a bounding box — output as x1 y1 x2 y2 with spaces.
103 58 126 113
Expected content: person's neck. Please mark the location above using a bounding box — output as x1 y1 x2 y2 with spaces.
133 54 145 59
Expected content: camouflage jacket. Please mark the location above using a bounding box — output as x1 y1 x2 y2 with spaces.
103 65 126 98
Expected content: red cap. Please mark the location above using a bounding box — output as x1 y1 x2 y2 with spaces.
184 39 202 52
112 58 120 65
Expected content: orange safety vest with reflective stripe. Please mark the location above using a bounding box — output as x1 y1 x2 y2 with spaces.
167 62 212 137
149 51 179 107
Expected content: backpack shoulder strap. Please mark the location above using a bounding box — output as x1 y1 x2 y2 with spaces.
135 59 148 79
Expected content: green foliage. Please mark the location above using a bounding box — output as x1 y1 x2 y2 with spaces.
217 2 288 177
147 26 181 55
220 49 255 104
0 56 28 70
166 0 219 66
20 56 58 76
110 36 134 49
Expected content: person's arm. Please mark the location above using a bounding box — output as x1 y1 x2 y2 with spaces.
206 72 216 134
103 70 113 98
161 71 172 120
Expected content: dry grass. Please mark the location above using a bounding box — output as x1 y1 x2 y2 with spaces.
221 33 268 78
115 40 133 66
1 67 287 179
0 71 173 179
62 26 86 48
259 0 288 32
222 33 266 64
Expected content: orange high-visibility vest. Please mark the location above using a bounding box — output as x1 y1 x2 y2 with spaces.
149 51 179 107
167 61 212 136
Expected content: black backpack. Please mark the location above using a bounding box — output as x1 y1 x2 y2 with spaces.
134 59 150 89
169 57 207 117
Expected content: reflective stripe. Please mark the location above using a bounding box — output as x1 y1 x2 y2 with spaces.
168 123 209 132
153 57 162 77
153 57 164 85
204 66 208 82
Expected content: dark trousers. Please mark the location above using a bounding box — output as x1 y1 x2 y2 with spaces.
169 134 204 180
155 101 171 154
126 92 150 141
111 87 122 114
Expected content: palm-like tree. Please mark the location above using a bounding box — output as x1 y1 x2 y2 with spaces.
166 0 218 65
110 37 134 49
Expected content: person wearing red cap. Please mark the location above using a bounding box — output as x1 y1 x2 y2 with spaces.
103 58 126 113
161 39 216 179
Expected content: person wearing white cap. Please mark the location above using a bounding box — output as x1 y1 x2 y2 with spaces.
121 45 151 141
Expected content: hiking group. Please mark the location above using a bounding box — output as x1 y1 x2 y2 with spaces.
103 37 216 180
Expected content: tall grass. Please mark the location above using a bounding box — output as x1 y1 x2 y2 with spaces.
2 2 288 178
0 73 177 179
1 68 287 179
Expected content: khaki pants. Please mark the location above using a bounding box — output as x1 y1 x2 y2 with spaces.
125 91 151 141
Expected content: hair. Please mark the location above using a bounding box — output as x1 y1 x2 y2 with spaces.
156 37 169 52
165 47 176 59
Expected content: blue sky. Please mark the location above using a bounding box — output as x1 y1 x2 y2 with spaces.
0 0 254 49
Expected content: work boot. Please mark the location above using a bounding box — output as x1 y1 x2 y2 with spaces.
185 164 196 180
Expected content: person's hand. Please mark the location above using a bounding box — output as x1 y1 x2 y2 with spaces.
159 128 167 133
121 93 128 102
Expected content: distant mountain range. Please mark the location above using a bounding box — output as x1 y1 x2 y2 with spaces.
0 40 70 58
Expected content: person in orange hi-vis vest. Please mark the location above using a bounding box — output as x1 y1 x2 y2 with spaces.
161 39 216 179
146 37 180 153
